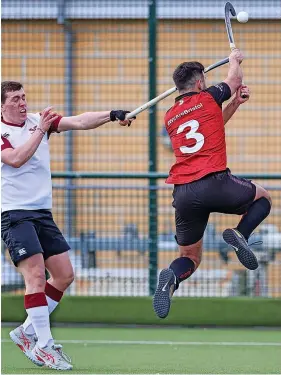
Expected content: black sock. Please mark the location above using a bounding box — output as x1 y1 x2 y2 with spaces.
237 197 271 241
169 257 195 288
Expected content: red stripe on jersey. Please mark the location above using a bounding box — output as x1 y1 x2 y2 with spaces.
1 136 13 151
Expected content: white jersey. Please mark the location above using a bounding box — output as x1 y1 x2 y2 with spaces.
1 113 62 212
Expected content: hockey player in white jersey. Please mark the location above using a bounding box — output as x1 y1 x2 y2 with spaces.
1 81 134 370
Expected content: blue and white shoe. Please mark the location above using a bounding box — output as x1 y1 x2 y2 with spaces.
223 228 259 270
153 268 177 319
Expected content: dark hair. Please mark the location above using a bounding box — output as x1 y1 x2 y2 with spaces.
1 81 23 104
173 62 205 91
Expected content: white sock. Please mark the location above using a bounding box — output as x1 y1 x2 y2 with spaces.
23 297 59 335
24 293 53 348
23 283 63 336
46 295 59 314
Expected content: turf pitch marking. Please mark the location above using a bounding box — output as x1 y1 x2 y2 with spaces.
2 339 281 346
5 373 281 375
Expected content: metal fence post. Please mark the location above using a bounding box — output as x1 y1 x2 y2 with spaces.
58 0 75 238
148 0 158 295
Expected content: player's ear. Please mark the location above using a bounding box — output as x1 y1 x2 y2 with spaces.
197 79 203 91
199 77 207 91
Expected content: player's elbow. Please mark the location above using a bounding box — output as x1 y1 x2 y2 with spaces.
10 159 23 168
9 155 25 168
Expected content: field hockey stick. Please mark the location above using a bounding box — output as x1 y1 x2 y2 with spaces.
224 2 248 99
126 57 230 120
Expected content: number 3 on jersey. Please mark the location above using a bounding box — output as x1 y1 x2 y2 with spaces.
177 119 204 154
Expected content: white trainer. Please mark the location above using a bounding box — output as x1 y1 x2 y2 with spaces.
9 325 44 367
53 344 72 363
32 343 73 370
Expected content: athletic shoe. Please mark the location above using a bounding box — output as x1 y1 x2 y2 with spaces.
153 268 177 319
32 343 73 370
9 325 44 367
54 344 72 363
223 228 259 270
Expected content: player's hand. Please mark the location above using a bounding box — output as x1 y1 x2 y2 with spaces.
235 85 250 104
229 48 244 64
110 110 135 127
39 107 59 133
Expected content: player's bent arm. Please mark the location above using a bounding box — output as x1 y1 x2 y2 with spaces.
1 130 45 168
224 59 243 96
223 85 250 125
57 111 111 132
222 99 240 125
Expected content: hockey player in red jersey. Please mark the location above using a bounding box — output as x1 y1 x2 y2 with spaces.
153 49 272 319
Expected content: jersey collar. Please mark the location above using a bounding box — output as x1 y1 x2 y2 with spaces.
1 118 25 127
175 92 199 102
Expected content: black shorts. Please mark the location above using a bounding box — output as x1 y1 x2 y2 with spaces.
1 209 70 266
172 169 256 246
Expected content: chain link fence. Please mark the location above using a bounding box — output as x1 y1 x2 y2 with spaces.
2 0 281 297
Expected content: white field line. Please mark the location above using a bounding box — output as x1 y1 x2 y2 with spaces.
2 339 281 346
4 374 281 375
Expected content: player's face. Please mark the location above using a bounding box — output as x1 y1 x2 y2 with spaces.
1 89 28 124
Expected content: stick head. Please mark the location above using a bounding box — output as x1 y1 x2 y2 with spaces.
224 2 237 46
225 2 236 17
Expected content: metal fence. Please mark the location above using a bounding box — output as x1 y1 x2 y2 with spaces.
2 0 281 297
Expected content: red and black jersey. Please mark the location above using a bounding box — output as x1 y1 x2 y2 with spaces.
165 82 231 184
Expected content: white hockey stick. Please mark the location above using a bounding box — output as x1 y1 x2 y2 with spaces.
126 57 229 119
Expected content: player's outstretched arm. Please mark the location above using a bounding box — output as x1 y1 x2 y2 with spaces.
223 85 250 125
57 110 134 132
1 107 58 168
224 49 244 96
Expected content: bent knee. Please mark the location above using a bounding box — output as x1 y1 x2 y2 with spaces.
266 193 272 206
62 270 75 288
54 270 75 290
66 270 75 286
260 190 272 205
254 184 272 205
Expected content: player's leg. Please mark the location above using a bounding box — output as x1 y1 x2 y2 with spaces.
18 254 54 349
30 210 73 368
153 229 206 320
20 210 72 331
153 241 202 320
235 182 271 240
1 210 53 366
38 209 73 315
153 182 209 319
2 210 72 370
45 252 74 292
41 212 74 320
22 252 74 337
214 171 271 270
18 261 72 370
